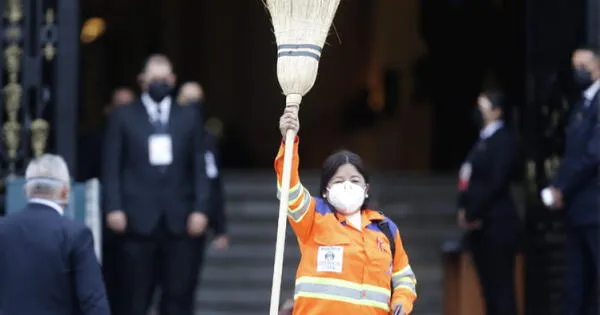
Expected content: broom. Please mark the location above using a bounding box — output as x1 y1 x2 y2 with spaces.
265 0 341 314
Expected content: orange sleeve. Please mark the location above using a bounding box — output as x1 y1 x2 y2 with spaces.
390 229 417 313
274 136 316 242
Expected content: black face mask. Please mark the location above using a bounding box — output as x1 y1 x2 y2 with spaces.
472 109 484 127
183 101 202 108
147 81 172 103
573 67 594 89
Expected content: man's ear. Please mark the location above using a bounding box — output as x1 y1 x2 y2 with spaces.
61 186 70 201
168 74 177 86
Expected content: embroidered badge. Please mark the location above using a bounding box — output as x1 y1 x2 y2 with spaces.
316 246 343 273
376 237 385 252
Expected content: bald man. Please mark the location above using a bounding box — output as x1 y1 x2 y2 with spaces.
102 55 210 315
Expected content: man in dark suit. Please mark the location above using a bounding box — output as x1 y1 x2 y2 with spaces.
102 55 210 315
0 154 110 315
542 48 599 315
457 89 521 315
177 81 229 249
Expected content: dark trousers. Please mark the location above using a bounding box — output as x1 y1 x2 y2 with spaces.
116 220 207 315
102 228 122 315
564 225 598 315
469 233 518 315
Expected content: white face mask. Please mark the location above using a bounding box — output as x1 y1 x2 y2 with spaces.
326 181 366 215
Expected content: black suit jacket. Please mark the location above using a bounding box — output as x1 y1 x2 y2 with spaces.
102 99 210 235
204 130 227 235
0 202 110 315
458 126 521 239
552 94 599 225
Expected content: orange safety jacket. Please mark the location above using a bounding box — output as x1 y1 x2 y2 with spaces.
275 138 417 315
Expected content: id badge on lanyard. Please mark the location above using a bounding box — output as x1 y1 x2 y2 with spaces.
148 134 173 165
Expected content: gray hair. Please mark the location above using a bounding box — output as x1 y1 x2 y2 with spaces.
24 154 70 200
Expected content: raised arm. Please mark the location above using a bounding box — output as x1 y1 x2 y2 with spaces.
275 109 316 243
275 137 316 243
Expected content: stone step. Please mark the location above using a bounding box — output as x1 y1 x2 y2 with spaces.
206 238 452 263
200 264 298 287
197 173 461 315
225 186 459 200
229 222 460 251
196 287 293 312
223 173 458 197
225 201 457 224
199 256 444 286
196 266 444 314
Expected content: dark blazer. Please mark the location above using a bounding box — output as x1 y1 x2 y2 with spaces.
552 93 599 225
205 130 227 235
0 202 110 315
102 99 210 236
458 126 521 239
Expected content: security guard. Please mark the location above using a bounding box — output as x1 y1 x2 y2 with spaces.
542 48 599 315
457 89 521 315
277 107 417 315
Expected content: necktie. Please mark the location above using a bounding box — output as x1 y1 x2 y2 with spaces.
153 106 166 133
153 105 167 173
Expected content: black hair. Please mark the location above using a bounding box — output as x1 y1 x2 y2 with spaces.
319 150 372 209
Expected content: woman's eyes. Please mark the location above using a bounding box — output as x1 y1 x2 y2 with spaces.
332 178 363 185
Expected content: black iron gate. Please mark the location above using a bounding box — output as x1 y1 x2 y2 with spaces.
0 0 79 214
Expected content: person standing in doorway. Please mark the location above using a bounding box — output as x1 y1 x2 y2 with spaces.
457 89 521 315
102 54 210 315
542 48 599 315
177 81 229 249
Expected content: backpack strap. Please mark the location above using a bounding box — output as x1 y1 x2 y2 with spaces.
377 220 396 258
374 219 396 295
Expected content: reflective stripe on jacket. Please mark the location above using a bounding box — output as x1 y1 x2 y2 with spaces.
274 137 417 315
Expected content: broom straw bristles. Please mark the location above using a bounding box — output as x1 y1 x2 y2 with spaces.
266 0 341 106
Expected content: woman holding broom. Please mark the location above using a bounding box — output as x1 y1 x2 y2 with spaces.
276 107 417 315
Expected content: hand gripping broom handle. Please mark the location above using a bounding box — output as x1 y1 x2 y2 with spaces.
269 95 301 315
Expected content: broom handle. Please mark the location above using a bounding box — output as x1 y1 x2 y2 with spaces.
269 128 296 315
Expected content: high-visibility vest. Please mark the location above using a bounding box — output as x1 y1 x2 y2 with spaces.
275 138 417 315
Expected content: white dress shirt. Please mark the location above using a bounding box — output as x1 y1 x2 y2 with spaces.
29 198 64 216
141 93 171 125
583 80 600 107
480 120 504 140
